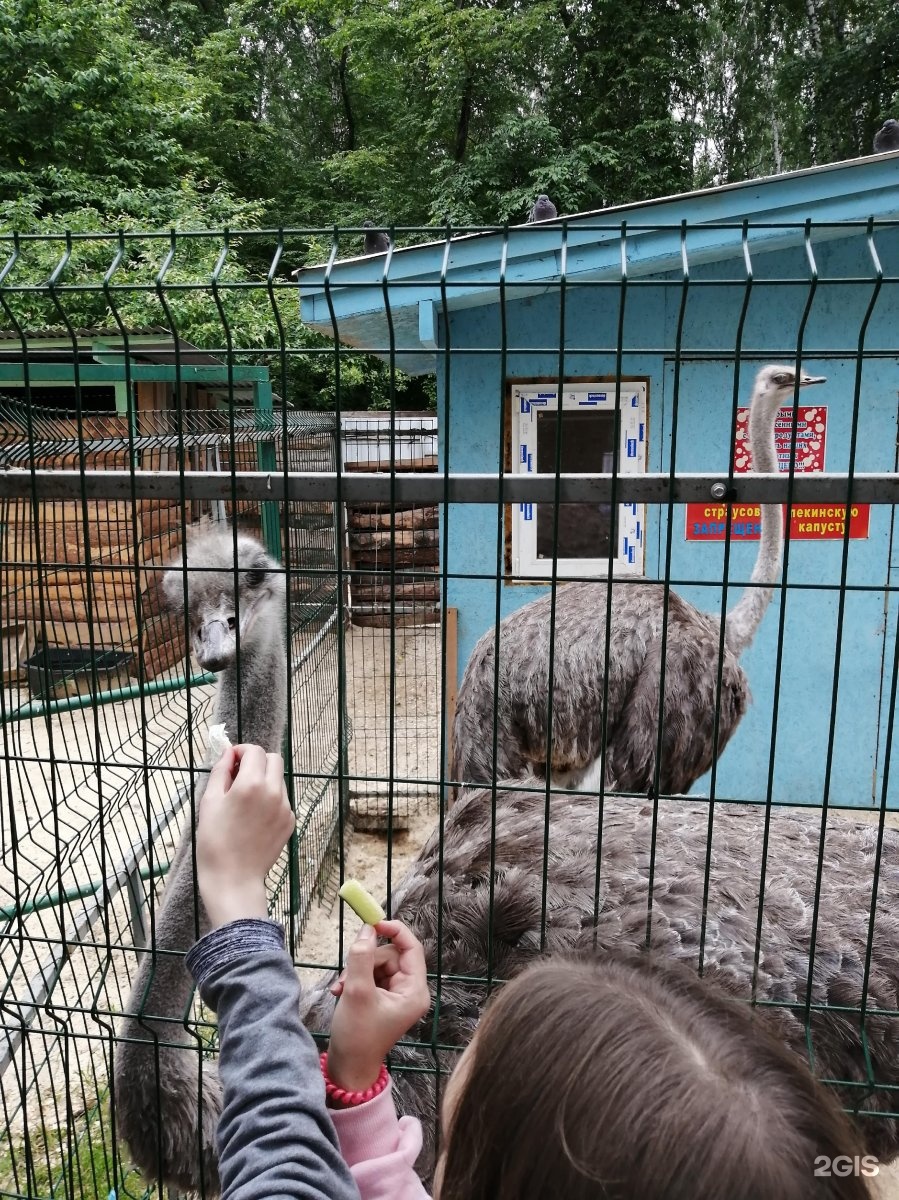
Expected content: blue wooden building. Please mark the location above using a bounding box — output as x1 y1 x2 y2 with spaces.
297 153 899 807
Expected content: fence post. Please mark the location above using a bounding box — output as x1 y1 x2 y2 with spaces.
444 607 458 807
125 866 148 949
253 379 281 558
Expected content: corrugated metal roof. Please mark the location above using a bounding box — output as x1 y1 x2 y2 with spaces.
0 327 228 368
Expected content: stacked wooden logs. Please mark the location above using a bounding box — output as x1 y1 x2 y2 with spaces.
344 452 440 627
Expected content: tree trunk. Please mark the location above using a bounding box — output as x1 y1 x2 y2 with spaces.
454 77 473 162
338 45 355 152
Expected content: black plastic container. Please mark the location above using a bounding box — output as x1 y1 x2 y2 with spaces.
24 647 134 702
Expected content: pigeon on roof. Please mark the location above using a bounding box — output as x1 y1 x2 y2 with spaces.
526 194 558 223
873 119 899 153
362 219 390 254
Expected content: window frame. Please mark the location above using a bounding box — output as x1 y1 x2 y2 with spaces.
510 382 648 579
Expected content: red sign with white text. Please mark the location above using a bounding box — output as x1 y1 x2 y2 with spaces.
685 406 870 541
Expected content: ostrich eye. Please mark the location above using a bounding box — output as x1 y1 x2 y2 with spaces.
245 565 268 588
774 373 790 386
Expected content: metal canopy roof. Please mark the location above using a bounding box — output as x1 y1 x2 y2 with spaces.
0 327 228 368
294 151 899 375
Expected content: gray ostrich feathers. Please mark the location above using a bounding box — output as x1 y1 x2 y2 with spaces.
362 219 390 254
301 785 899 1184
452 365 825 796
527 193 557 223
874 119 899 153
114 526 287 1194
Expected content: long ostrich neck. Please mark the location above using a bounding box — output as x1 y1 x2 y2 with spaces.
725 397 783 657
123 622 287 1024
115 589 288 1191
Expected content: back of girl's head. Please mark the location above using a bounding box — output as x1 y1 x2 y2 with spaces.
437 955 871 1200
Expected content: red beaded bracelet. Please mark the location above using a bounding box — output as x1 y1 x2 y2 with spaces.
320 1051 389 1108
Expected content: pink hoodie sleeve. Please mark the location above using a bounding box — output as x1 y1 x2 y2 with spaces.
328 1082 431 1200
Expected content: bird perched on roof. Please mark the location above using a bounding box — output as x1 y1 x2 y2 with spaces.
873 119 899 153
527 194 557 223
362 219 390 254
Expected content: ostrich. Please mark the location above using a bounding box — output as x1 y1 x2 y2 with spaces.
114 526 287 1194
362 219 390 254
301 784 899 1185
527 194 557 222
452 364 825 796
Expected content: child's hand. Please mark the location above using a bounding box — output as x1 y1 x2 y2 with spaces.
195 743 294 929
326 919 431 1092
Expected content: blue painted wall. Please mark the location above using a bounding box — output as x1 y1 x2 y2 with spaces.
440 226 899 806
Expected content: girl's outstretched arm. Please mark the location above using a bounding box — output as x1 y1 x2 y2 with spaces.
188 921 362 1200
186 745 361 1200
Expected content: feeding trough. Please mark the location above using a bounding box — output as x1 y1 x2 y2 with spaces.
24 646 135 702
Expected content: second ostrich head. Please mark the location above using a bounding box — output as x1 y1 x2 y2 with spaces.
753 364 826 404
723 363 826 658
745 364 826 474
162 526 286 673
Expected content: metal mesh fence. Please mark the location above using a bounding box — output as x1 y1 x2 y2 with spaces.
341 413 441 826
0 212 898 1196
0 396 342 1197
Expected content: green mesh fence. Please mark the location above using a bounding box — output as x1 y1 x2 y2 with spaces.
0 217 898 1197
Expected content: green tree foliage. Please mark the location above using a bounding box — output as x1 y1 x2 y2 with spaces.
0 0 896 408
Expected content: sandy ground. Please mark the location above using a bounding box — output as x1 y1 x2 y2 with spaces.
297 807 438 987
345 624 442 826
0 678 216 1148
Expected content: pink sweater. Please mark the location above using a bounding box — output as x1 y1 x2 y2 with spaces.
329 1082 431 1199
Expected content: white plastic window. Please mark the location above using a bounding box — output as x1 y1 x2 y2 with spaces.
511 384 647 578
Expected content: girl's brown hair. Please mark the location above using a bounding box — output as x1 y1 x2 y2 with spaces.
437 955 872 1200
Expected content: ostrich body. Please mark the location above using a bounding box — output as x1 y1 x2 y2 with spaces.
874 119 899 153
362 219 390 254
114 528 287 1194
452 365 825 795
302 785 899 1184
527 194 557 222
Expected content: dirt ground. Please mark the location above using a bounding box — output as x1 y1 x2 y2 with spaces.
296 805 438 986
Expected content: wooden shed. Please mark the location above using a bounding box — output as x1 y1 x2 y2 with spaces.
0 326 278 688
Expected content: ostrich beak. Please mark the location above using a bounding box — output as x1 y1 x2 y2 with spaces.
800 375 826 386
194 619 236 673
194 598 265 672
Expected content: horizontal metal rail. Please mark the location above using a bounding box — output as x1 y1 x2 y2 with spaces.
0 859 171 924
0 468 896 504
0 672 216 726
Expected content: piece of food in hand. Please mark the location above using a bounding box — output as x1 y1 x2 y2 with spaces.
207 723 232 759
338 879 386 925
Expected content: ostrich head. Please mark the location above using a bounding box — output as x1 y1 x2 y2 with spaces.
163 527 285 673
751 364 826 414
